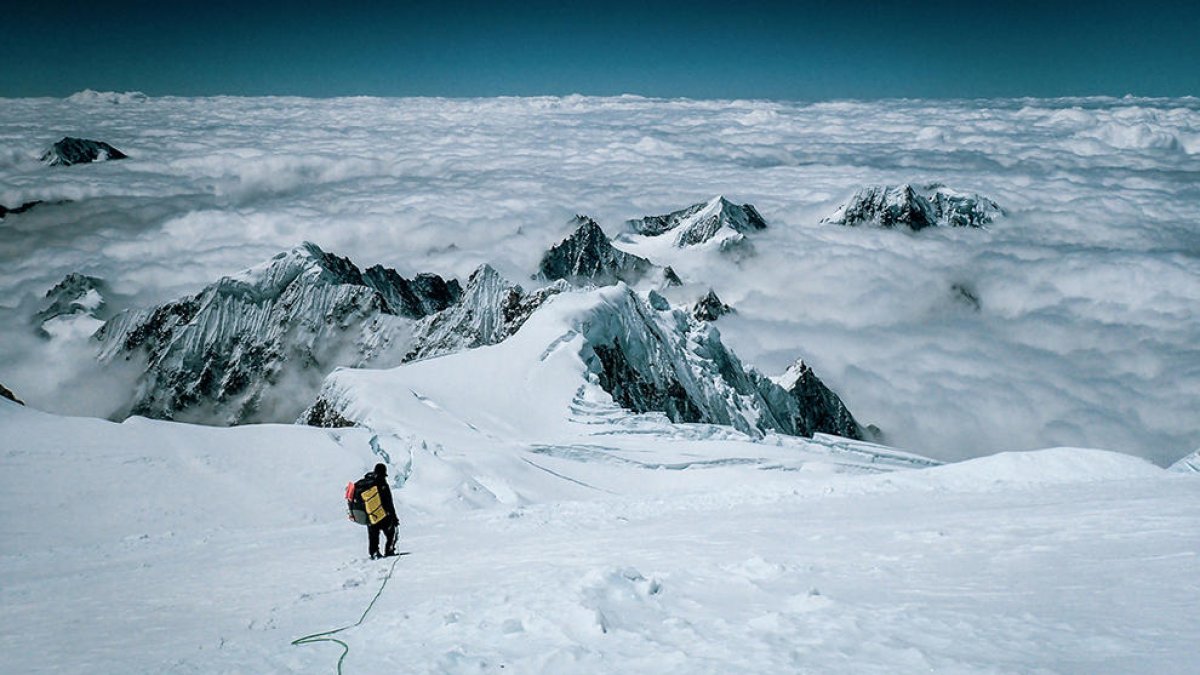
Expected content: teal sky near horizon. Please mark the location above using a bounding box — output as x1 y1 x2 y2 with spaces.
4 0 1199 99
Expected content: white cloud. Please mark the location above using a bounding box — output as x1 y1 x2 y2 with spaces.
0 95 1197 464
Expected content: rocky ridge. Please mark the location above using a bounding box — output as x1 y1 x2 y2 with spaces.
823 184 1002 231
42 137 128 166
628 195 767 247
94 242 459 423
537 216 653 286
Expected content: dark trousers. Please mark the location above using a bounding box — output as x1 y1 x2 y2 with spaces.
368 520 397 556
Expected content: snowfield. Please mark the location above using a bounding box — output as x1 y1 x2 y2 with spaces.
3 396 1198 672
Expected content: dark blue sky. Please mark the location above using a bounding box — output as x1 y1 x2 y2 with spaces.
5 0 1198 99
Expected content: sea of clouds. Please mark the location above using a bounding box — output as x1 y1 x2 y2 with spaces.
1 93 1197 464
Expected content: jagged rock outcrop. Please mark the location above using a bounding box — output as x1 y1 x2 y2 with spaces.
38 273 107 324
692 290 733 322
628 195 767 247
399 265 569 363
94 242 459 424
41 137 128 166
361 265 461 318
775 360 864 440
823 184 1002 231
661 266 683 287
0 200 43 218
537 217 652 286
0 383 23 405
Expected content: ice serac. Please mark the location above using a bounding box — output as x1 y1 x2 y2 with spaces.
41 137 128 166
823 184 1002 231
1169 448 1200 473
775 360 864 440
94 242 459 424
537 216 653 286
628 195 768 247
692 289 733 322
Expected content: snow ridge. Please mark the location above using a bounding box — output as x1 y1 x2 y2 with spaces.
310 283 866 442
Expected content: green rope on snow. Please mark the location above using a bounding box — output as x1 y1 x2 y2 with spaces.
291 554 402 675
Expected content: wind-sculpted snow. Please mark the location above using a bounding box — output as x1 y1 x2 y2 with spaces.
5 398 1199 673
1 94 1199 462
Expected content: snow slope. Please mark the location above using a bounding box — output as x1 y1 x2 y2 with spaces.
3 397 1198 673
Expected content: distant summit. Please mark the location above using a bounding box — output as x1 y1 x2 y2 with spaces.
65 90 148 105
628 196 767 247
823 184 1002 231
42 137 128 166
537 216 653 286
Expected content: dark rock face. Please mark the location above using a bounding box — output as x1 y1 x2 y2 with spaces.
537 217 652 286
94 242 460 424
301 397 355 428
362 265 462 319
692 290 732 322
628 196 767 246
0 383 24 405
576 288 797 438
37 273 107 325
592 339 706 425
661 266 683 287
41 137 128 166
778 360 863 439
0 200 43 218
823 184 1002 231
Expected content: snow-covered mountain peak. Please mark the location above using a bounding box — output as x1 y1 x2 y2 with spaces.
692 289 733 322
823 183 1002 231
537 217 653 286
310 280 867 443
774 358 864 440
41 137 128 166
93 243 461 423
626 195 768 247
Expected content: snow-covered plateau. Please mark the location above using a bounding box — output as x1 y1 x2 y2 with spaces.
2 93 1199 673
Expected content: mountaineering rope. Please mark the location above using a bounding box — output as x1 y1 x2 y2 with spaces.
291 554 402 674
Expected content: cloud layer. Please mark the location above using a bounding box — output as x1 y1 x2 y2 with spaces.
1 93 1197 464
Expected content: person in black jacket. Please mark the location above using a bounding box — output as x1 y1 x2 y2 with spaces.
364 463 398 559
